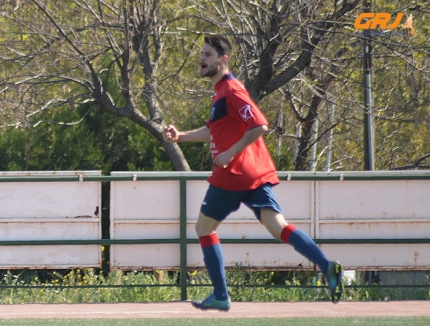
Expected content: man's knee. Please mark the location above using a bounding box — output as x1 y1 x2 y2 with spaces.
260 209 287 240
195 212 220 237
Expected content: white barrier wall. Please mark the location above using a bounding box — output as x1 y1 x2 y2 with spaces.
110 171 430 271
110 172 311 270
0 171 102 269
316 179 430 269
1 170 429 271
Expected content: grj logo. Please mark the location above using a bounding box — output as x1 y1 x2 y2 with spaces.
354 13 415 36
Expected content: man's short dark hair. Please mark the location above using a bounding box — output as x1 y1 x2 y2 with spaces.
204 36 232 58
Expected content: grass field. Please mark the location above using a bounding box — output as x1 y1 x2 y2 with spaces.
2 318 430 326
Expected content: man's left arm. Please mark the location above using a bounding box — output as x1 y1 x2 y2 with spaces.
213 125 268 168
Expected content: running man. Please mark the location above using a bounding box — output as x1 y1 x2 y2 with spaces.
163 35 343 311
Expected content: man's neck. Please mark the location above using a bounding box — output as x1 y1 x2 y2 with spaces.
209 68 230 86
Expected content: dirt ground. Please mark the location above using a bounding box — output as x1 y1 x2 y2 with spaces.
0 301 429 319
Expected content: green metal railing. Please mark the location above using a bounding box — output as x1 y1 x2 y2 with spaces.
1 170 430 182
1 171 430 301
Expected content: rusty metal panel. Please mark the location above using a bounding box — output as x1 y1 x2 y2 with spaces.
316 180 430 220
110 180 180 220
273 181 314 221
110 220 312 269
112 219 311 240
221 244 310 269
0 171 102 269
0 178 101 220
0 245 101 269
111 244 180 270
110 173 314 269
315 178 430 270
187 244 310 269
0 181 100 219
320 244 430 270
110 171 430 270
0 220 101 269
111 243 310 270
113 220 180 239
318 220 430 239
0 219 100 240
216 220 312 240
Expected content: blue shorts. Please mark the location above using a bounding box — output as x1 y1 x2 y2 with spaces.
200 183 282 222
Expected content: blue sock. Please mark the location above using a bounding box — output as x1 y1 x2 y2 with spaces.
199 233 229 300
281 225 330 274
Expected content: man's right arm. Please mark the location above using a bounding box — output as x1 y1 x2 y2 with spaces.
163 125 210 143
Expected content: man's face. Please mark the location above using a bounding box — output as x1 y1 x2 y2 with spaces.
199 44 223 77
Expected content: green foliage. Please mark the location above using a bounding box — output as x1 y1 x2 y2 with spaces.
81 105 173 173
0 122 103 171
0 103 176 173
223 268 328 302
1 268 429 304
1 0 429 172
0 269 181 304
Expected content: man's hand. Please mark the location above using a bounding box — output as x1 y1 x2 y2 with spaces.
163 125 180 143
214 151 234 168
213 125 268 168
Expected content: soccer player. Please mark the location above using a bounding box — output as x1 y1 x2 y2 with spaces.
163 35 343 311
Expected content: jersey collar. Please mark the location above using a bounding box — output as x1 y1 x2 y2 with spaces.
215 72 234 89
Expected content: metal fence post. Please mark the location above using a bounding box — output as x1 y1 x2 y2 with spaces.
179 178 188 301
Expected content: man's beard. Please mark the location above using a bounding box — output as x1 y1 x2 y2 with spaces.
200 63 219 77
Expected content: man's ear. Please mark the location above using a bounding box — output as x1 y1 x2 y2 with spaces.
221 55 229 64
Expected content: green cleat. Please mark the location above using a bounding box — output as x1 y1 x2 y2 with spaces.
191 293 231 311
326 261 343 304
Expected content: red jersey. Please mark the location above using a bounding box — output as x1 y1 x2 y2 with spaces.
206 73 279 191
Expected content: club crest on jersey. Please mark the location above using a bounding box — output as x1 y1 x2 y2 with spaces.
239 104 253 121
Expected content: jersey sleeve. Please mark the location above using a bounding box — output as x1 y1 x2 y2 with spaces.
227 88 268 129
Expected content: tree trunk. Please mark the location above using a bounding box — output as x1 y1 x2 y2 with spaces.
294 98 320 171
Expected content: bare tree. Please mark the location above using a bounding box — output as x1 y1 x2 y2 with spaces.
189 0 430 171
0 0 190 170
2 0 429 172
189 0 361 170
